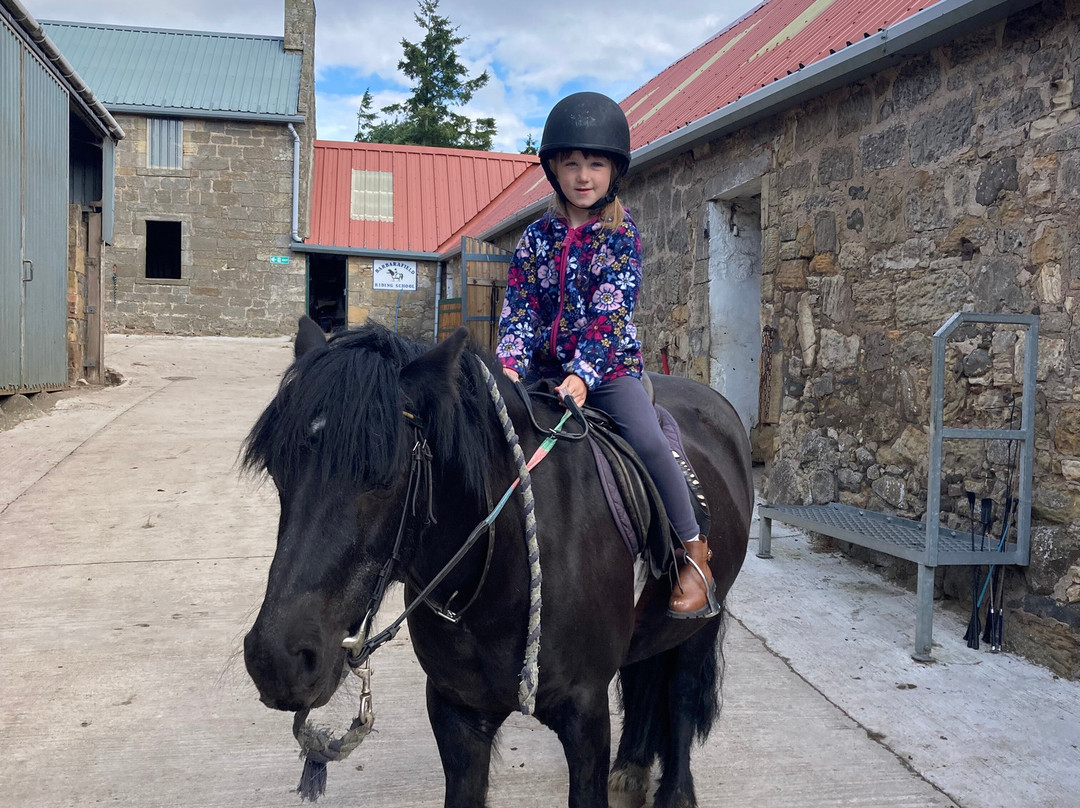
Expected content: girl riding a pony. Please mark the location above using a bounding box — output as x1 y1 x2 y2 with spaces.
496 91 718 619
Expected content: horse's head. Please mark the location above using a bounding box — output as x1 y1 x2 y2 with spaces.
242 317 479 711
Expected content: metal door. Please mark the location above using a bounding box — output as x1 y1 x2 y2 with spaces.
21 47 69 390
0 20 21 391
0 20 69 392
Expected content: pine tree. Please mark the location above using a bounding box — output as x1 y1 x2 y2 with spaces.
356 0 496 150
521 134 538 155
354 90 377 142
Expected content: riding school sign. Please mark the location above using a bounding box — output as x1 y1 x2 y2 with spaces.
373 259 417 291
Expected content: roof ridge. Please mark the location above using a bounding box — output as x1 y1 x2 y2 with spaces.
315 139 539 163
39 19 284 42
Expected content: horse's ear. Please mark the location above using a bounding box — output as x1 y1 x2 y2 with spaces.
294 316 327 359
400 328 468 408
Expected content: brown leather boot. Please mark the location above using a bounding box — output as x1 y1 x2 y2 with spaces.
667 536 721 619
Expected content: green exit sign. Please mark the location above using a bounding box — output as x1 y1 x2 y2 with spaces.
269 255 290 265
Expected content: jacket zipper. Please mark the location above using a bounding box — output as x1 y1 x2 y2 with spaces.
549 226 575 361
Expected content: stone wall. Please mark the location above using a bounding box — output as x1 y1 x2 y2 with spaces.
622 0 1080 677
105 115 305 336
346 256 438 342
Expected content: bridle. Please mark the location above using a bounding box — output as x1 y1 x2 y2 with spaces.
291 409 441 799
340 378 588 669
292 360 585 798
340 410 451 667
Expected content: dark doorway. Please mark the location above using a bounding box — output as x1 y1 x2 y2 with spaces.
308 254 347 333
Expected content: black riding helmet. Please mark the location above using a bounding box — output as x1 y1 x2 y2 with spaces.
539 92 631 210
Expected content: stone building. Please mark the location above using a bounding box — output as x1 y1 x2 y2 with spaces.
41 0 316 336
468 0 1080 677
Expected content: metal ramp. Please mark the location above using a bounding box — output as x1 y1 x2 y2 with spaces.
757 312 1038 661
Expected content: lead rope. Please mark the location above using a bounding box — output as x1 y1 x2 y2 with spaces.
292 424 432 802
476 359 542 715
292 664 374 801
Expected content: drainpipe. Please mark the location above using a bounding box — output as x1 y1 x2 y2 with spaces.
434 262 442 344
287 123 302 244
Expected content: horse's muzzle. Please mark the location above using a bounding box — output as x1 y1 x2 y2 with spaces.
243 608 343 712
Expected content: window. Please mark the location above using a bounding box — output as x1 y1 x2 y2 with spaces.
148 118 183 169
145 220 182 279
350 169 393 221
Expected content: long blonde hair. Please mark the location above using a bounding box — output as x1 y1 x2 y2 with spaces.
546 150 626 231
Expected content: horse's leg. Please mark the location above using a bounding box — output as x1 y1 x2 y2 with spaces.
426 680 509 808
540 684 613 808
653 614 725 808
610 652 672 806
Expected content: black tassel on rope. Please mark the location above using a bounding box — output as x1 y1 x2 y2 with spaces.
962 492 981 648
296 754 328 802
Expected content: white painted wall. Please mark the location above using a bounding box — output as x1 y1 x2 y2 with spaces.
708 198 763 435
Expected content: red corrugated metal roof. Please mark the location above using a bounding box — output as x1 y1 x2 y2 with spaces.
463 0 947 241
310 141 539 252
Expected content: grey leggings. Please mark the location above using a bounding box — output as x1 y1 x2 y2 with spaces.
583 376 701 543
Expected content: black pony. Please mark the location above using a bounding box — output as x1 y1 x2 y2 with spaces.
243 318 753 807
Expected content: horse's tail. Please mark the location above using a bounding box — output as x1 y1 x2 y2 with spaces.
685 610 727 741
613 608 727 774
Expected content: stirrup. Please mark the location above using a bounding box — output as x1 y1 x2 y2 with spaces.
666 554 721 620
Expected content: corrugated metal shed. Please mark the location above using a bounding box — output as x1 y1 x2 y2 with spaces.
311 141 538 254
464 0 954 240
40 20 301 118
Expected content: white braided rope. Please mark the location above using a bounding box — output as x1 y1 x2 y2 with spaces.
476 359 541 714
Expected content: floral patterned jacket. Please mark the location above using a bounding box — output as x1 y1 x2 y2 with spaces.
496 211 643 389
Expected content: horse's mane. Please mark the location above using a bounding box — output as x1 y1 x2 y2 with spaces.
242 322 499 506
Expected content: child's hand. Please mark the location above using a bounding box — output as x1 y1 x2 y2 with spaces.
502 367 521 383
555 374 587 408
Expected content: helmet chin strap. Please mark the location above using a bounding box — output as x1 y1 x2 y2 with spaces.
591 178 621 213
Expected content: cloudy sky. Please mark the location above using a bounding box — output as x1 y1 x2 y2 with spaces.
28 0 763 152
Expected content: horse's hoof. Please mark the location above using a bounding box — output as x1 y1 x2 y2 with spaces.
609 763 649 807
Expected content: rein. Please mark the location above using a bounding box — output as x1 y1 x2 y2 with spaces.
340 358 576 697
514 379 590 441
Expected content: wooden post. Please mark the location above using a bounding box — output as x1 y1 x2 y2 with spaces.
85 212 103 385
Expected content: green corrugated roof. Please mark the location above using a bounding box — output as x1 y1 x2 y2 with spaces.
40 20 301 119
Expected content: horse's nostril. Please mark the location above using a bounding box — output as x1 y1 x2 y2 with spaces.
298 647 318 675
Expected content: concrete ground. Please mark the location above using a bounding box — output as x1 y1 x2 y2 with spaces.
1 333 1077 808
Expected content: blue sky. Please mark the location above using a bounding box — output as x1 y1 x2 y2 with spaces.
30 0 763 153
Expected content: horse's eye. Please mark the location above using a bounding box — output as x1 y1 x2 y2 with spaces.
361 484 395 502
